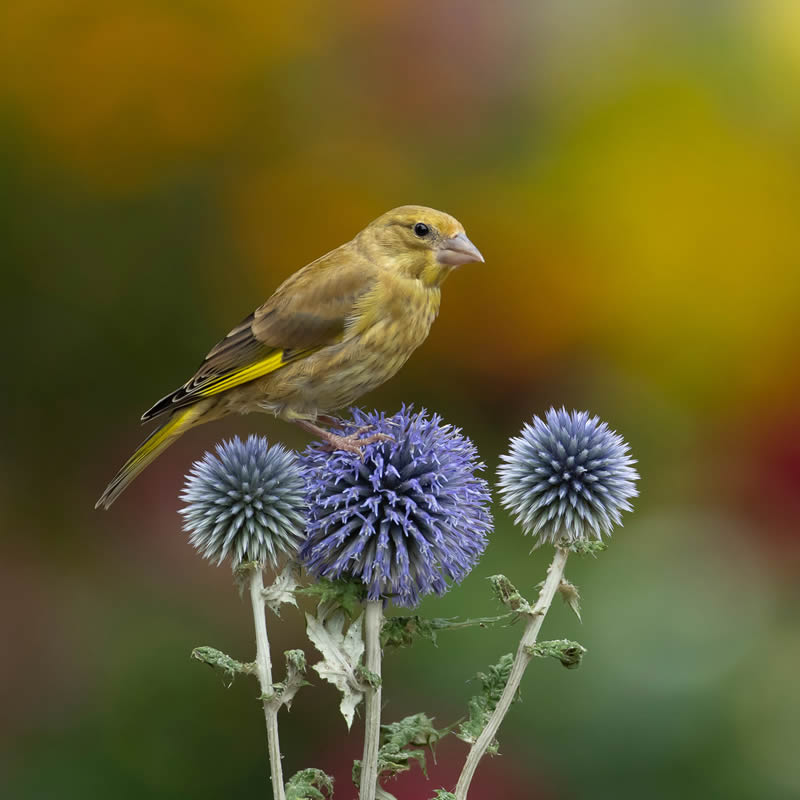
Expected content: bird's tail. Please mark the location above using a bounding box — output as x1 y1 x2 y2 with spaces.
95 403 209 510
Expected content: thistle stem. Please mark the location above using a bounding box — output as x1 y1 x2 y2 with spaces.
454 547 570 800
360 599 384 800
249 566 285 800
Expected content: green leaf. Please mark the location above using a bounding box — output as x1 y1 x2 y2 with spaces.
269 649 310 709
433 792 457 800
305 610 365 729
381 615 440 648
456 653 515 754
354 666 382 690
190 646 254 687
567 539 608 557
488 575 533 614
527 639 586 669
285 768 334 800
381 613 516 649
381 712 448 764
299 577 366 619
353 713 451 789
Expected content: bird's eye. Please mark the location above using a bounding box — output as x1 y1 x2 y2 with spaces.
413 222 430 238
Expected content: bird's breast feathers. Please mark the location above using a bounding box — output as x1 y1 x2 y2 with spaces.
346 272 441 342
249 275 441 419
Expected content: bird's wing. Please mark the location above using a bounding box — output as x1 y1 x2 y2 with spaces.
142 250 376 420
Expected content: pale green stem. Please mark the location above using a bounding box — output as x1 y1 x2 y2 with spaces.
249 566 285 800
360 600 384 800
454 547 570 800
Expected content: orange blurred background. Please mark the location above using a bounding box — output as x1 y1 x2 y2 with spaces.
2 1 799 798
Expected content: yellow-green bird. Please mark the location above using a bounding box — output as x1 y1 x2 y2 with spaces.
96 205 483 509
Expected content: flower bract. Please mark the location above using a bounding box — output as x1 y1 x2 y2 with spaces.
299 407 492 607
180 435 307 568
497 407 639 546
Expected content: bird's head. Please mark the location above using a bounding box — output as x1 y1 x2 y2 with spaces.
358 205 484 286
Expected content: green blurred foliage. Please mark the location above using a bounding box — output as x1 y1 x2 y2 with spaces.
1 1 798 798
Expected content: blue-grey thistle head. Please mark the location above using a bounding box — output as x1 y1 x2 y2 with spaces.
180 435 307 568
497 407 639 546
298 407 492 607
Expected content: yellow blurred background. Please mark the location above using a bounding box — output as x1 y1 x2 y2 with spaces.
2 1 799 798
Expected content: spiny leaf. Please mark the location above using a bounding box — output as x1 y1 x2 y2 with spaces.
488 575 532 614
285 768 334 800
353 747 425 789
191 646 254 687
300 577 366 620
262 562 301 616
382 712 448 756
456 654 515 754
381 613 516 649
355 666 382 690
305 610 365 728
381 615 440 648
567 539 608 557
527 639 586 669
353 713 450 788
269 649 309 709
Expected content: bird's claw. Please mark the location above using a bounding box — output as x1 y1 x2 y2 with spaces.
320 427 394 456
353 424 384 437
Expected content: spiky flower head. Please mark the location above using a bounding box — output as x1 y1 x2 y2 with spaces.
180 435 307 568
298 407 492 608
497 407 639 546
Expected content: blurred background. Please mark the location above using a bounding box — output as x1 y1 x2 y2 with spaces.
2 0 799 797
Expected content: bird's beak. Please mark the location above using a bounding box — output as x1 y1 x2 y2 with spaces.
436 232 485 266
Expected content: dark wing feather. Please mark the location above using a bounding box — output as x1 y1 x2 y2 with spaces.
142 249 376 421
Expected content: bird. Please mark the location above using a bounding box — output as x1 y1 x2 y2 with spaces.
96 205 484 509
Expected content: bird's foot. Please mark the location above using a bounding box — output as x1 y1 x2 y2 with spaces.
295 418 393 456
319 427 394 455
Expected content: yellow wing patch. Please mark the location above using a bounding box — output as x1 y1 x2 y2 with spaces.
195 349 318 398
196 351 285 396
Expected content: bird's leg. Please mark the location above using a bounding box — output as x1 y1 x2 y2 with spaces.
294 419 393 455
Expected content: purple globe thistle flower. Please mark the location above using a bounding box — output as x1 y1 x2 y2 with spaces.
298 407 492 607
180 435 307 568
497 408 639 546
